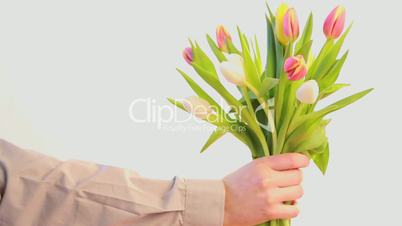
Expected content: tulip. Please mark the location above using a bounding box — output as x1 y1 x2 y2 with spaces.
182 47 194 64
283 8 299 42
323 6 346 39
183 96 214 120
296 80 319 104
276 4 299 45
284 55 308 81
219 54 246 86
216 25 232 52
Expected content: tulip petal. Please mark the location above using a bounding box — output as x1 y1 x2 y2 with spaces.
331 10 346 38
284 57 299 71
216 25 231 52
275 3 290 45
219 54 245 85
324 8 337 37
284 55 307 81
284 8 299 41
182 47 194 64
324 6 346 39
183 96 213 119
296 80 319 104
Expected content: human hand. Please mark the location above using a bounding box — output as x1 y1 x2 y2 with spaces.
222 153 310 226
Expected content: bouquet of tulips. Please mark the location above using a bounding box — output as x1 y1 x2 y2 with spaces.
169 3 372 226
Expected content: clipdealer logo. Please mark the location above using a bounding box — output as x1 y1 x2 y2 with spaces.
128 98 269 132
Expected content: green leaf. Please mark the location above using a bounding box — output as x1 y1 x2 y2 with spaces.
318 83 350 100
252 36 263 77
260 77 279 96
289 88 373 133
296 40 313 61
227 39 241 54
295 13 313 53
168 98 224 127
206 34 227 63
323 88 373 114
274 36 284 79
265 15 277 78
284 118 328 153
313 24 352 79
191 63 244 116
191 41 218 78
295 121 328 152
177 68 225 115
167 97 185 111
237 27 261 90
319 51 349 89
307 141 328 155
201 127 227 153
191 63 221 89
169 96 256 153
307 39 334 79
312 142 330 174
265 2 276 22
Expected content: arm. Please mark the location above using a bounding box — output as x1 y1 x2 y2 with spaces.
0 139 224 226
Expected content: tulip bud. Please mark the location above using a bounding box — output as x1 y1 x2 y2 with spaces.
323 6 346 39
183 96 214 120
216 25 232 52
283 8 299 42
276 4 299 45
296 80 319 104
182 47 194 65
219 54 246 86
284 55 308 81
275 3 289 45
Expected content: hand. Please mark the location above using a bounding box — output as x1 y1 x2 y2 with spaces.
222 153 310 226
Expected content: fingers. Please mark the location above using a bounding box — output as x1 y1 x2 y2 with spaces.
274 169 303 187
266 204 300 220
274 186 304 203
265 185 304 204
262 153 310 171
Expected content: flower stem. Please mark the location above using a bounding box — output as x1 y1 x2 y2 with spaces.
241 87 257 121
257 96 277 152
238 87 270 156
245 83 277 156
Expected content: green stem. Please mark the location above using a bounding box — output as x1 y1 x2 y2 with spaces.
245 83 278 155
255 219 291 226
258 96 277 152
292 103 305 121
281 219 291 226
237 96 270 157
241 87 257 121
275 83 296 155
247 117 270 156
274 43 294 128
256 223 270 226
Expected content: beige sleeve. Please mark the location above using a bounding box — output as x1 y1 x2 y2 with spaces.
0 139 225 226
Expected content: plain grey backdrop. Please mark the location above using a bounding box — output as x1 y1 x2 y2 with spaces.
0 0 401 225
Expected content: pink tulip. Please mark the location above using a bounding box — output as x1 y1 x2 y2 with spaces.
284 55 308 81
283 8 300 42
182 47 194 65
323 6 346 39
216 25 232 52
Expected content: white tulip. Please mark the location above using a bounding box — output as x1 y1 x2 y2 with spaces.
219 54 246 86
296 80 319 104
182 96 214 120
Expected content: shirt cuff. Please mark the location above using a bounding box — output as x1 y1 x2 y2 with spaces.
183 179 225 226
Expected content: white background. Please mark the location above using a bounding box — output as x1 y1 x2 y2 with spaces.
1 0 401 225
